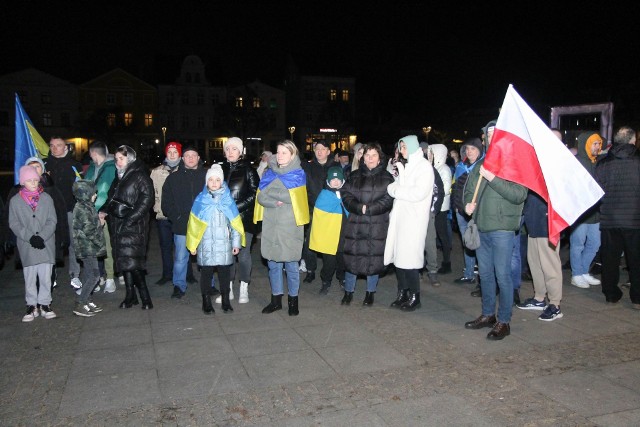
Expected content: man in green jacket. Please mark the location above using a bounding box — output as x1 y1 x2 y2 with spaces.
462 124 527 341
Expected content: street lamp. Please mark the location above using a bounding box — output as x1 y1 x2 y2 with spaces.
288 126 296 141
422 126 432 143
161 127 167 145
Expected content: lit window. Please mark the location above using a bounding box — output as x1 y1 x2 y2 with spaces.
145 113 153 127
124 113 133 126
42 113 53 127
235 97 243 108
123 93 133 105
107 113 116 127
253 97 261 108
41 93 51 105
106 93 116 105
342 89 349 102
330 89 337 101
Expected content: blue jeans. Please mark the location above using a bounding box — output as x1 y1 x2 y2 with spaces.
156 219 174 279
172 234 189 291
477 230 514 323
456 211 477 278
267 260 300 296
344 271 379 292
511 230 521 290
570 223 600 276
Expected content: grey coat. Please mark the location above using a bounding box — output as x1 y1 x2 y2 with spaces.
9 192 57 267
258 155 305 262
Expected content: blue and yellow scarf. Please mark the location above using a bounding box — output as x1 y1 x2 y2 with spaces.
253 167 309 226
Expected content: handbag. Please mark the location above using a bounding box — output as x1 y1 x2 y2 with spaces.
107 197 133 218
462 177 483 250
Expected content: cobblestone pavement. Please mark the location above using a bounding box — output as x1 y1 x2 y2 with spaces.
1 222 639 426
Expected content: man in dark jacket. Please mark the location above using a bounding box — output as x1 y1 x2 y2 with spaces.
44 137 83 288
301 140 336 283
162 146 207 298
595 126 640 306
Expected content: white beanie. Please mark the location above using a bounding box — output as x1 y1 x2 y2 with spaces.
206 164 224 183
223 137 244 154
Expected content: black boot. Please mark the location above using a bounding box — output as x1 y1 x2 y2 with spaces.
390 289 409 308
262 295 283 314
363 291 375 306
288 295 299 316
319 281 330 295
119 271 138 308
341 291 353 305
303 271 315 283
202 294 214 314
133 270 153 310
437 262 452 274
400 292 421 311
222 291 234 313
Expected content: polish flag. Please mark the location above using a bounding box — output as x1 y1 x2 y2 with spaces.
483 85 604 245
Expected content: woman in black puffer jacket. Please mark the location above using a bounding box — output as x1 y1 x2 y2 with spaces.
103 145 154 310
340 143 395 306
221 137 260 304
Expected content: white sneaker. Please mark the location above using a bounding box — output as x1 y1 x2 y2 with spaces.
87 301 103 313
582 274 601 286
73 303 95 317
571 275 589 289
76 288 82 295
118 276 125 286
22 305 39 322
215 282 234 303
239 281 249 303
103 279 116 293
299 259 307 273
70 277 83 289
40 305 57 319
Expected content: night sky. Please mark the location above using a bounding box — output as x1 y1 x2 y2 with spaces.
3 2 639 128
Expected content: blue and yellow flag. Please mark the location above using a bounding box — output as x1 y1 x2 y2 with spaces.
309 189 348 255
186 183 245 253
253 168 310 226
14 93 49 185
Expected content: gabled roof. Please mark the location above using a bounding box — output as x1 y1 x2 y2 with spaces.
80 68 156 90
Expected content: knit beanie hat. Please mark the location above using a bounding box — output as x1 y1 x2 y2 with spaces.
19 165 40 186
165 141 182 157
206 164 225 183
224 137 244 154
462 137 483 153
326 166 345 184
398 135 420 154
25 156 45 173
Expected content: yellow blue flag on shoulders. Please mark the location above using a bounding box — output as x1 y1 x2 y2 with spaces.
253 168 310 226
309 189 348 255
186 182 245 253
15 93 49 185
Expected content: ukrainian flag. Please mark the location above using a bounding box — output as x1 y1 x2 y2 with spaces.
15 93 49 185
253 168 309 226
186 183 245 253
309 189 348 255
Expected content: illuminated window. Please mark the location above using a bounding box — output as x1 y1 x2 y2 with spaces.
107 113 116 127
106 93 116 105
123 93 133 105
42 113 53 127
330 89 337 101
342 89 349 102
41 93 51 104
145 113 153 127
252 97 261 108
235 97 243 108
124 112 133 126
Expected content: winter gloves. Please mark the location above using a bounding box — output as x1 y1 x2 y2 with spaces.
29 235 45 249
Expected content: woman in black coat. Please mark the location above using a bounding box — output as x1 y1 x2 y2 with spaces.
340 143 395 306
103 146 154 309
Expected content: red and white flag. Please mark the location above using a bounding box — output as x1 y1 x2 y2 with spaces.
483 85 604 245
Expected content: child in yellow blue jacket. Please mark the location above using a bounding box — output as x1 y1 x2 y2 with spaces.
309 166 349 295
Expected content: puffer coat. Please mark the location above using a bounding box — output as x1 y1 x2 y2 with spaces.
257 155 307 262
222 159 259 234
341 161 394 275
105 159 154 272
194 185 242 267
72 180 106 259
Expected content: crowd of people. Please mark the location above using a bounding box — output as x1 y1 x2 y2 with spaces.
2 123 639 342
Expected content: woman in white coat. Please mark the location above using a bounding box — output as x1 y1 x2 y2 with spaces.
384 135 434 311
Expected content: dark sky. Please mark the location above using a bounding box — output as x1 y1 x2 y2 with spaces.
3 2 639 125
